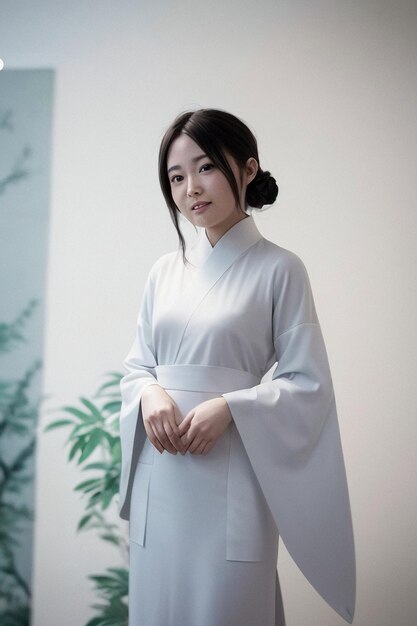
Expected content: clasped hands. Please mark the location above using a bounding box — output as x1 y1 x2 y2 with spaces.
141 384 233 456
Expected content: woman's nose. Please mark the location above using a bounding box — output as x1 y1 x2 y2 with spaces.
186 176 202 197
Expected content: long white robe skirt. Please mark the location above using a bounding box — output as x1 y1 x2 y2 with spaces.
128 369 286 626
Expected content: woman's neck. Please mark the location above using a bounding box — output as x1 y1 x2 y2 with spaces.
205 212 249 247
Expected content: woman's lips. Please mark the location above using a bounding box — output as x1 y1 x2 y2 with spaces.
192 202 211 214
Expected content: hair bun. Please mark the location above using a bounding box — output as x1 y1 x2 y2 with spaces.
246 169 279 209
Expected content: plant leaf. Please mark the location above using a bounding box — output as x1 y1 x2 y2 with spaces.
80 398 104 421
43 419 74 432
78 430 103 464
77 514 93 531
63 406 96 422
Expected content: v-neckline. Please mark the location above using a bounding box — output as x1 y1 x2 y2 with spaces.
190 214 260 268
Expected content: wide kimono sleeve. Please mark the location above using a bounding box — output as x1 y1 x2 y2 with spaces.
118 265 161 521
221 253 356 624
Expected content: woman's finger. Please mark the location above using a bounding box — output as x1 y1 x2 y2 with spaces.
188 433 204 454
194 440 209 455
152 421 177 454
180 425 195 453
144 422 164 454
178 411 193 436
200 440 212 455
165 418 186 454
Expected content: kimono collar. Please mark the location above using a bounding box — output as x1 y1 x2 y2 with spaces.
190 214 262 268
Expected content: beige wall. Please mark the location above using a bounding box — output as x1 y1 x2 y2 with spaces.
1 0 416 624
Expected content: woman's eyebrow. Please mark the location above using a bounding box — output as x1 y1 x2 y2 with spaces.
167 154 207 174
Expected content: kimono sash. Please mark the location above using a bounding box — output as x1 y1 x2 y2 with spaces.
155 363 259 392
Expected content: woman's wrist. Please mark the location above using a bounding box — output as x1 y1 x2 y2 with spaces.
142 383 163 400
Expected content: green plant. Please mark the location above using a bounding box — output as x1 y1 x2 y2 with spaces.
85 568 128 626
44 371 129 626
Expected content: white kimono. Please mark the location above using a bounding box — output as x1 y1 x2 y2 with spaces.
119 214 356 625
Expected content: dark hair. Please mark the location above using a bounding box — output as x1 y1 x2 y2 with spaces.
158 108 278 262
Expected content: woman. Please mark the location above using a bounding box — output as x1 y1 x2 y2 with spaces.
118 109 356 625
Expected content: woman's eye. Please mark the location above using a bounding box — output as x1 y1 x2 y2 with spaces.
170 175 183 183
200 163 214 172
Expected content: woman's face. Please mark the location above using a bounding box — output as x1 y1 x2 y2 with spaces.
166 133 256 245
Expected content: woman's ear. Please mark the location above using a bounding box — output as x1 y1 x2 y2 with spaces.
245 157 258 185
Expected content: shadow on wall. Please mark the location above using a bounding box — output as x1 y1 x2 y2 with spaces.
0 301 40 626
0 70 52 626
